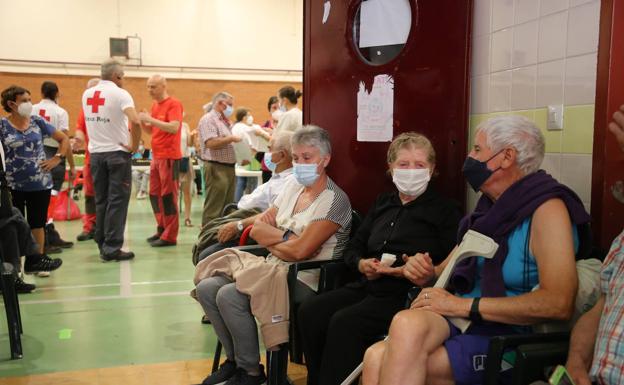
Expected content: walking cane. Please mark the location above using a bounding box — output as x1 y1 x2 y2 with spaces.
339 230 499 385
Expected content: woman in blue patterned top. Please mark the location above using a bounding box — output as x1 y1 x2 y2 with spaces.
1 85 69 274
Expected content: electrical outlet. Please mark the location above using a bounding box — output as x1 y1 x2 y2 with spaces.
547 104 563 130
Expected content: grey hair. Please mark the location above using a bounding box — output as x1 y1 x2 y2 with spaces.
86 77 100 88
101 59 123 81
477 115 545 175
272 131 293 156
211 91 233 105
291 125 332 156
203 102 213 113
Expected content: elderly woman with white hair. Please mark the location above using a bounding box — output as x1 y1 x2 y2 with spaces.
361 115 591 385
195 125 352 385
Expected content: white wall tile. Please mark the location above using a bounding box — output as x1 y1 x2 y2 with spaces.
471 75 490 114
541 153 562 180
511 65 537 110
474 0 492 36
564 53 597 105
566 1 600 56
489 70 512 112
560 153 592 202
491 28 513 71
538 11 568 62
472 34 491 76
513 20 538 67
515 0 540 24
540 0 569 16
537 59 565 107
492 0 515 31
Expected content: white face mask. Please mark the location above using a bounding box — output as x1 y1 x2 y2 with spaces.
17 101 33 118
246 115 254 125
392 168 431 198
272 110 283 121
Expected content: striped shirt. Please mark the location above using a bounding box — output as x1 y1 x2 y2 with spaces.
590 229 624 385
197 110 235 164
267 176 352 289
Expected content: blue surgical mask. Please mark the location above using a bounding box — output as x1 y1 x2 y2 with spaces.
293 162 321 186
462 150 504 192
279 103 287 112
264 152 280 173
224 105 233 118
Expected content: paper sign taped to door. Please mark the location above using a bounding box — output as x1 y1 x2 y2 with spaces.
357 74 394 142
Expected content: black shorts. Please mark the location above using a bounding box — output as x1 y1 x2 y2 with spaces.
44 145 66 191
11 189 51 229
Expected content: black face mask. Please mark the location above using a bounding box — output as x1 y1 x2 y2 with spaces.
462 150 504 192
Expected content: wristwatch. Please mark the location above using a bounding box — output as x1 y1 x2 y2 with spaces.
54 153 65 159
282 229 293 241
470 297 483 323
236 220 244 232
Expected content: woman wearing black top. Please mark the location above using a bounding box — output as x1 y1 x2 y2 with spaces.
298 132 461 385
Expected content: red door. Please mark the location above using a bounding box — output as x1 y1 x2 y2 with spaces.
591 0 624 250
303 0 473 212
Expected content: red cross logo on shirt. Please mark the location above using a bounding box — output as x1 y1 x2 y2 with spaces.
38 109 50 122
87 91 106 113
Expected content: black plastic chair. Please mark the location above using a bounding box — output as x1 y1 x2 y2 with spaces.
208 210 362 385
0 257 23 359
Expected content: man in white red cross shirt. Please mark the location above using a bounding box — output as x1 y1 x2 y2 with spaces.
81 59 141 262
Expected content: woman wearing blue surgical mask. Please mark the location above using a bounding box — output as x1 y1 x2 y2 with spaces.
298 132 462 385
195 125 353 385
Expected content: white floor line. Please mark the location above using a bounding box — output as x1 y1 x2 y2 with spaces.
120 261 132 297
119 226 132 297
19 291 191 305
34 279 190 292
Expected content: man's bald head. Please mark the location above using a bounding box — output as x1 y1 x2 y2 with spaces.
147 74 168 101
86 77 100 89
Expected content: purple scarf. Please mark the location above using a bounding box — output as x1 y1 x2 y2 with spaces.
451 170 591 297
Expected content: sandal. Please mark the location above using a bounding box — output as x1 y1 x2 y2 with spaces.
184 218 193 227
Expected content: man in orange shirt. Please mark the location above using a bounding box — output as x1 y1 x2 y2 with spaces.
74 78 100 241
139 74 183 247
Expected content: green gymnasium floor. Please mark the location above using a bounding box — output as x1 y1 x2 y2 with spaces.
0 197 217 377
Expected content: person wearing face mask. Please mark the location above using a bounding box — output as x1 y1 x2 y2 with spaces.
192 131 295 267
273 85 303 135
197 91 242 226
194 125 351 385
0 85 68 277
297 132 461 385
362 115 592 385
256 96 280 183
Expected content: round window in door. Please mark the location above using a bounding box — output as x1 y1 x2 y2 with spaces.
352 0 413 66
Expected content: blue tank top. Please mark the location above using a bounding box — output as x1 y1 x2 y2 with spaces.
461 218 579 298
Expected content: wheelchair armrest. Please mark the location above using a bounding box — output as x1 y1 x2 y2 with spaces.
484 332 570 385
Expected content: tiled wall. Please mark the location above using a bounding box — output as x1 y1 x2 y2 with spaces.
469 0 600 212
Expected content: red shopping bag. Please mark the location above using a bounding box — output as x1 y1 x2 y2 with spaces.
52 189 82 221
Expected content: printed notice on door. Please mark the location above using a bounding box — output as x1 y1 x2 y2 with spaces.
357 74 394 142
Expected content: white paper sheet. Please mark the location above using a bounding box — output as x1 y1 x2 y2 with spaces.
322 1 331 24
357 74 394 142
232 140 253 164
359 0 411 48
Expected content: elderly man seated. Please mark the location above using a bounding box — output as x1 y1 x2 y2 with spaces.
564 104 624 385
361 115 591 385
193 125 352 385
192 131 294 264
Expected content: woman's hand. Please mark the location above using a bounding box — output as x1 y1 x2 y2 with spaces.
410 288 471 318
217 222 239 243
258 209 277 227
402 252 435 286
39 156 61 171
358 258 381 281
375 264 404 278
